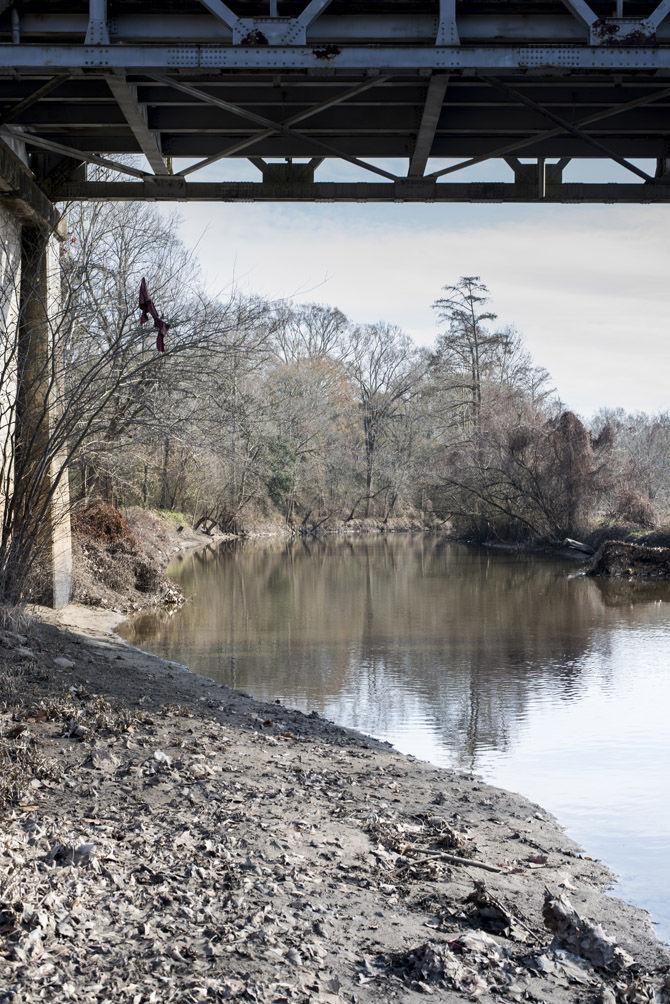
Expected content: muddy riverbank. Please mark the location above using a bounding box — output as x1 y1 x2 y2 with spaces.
70 504 234 614
1 597 669 1002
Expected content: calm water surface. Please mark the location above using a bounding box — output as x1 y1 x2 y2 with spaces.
124 536 670 939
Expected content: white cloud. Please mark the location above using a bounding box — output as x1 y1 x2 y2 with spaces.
174 201 670 416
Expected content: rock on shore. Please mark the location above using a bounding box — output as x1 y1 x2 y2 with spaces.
0 610 668 1003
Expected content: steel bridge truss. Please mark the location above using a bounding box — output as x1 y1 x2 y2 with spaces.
3 1 670 205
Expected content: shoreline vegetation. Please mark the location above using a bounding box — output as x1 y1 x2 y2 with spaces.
1 511 669 1001
69 503 670 627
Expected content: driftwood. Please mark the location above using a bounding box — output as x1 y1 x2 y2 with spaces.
562 537 595 555
588 539 670 579
397 850 503 874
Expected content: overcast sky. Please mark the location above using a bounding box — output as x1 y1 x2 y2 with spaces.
170 157 669 418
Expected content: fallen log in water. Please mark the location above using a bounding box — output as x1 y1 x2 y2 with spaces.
588 539 670 579
562 537 595 555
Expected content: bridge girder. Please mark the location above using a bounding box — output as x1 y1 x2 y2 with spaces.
3 2 670 202
51 177 670 203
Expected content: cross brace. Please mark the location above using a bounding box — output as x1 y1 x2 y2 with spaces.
105 73 168 175
196 0 335 45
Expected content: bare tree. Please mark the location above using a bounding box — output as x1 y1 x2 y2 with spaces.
345 323 426 518
271 302 350 364
0 197 272 600
265 355 354 525
433 276 511 432
433 405 619 542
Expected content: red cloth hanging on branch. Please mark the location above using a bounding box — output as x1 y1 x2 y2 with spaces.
138 277 170 353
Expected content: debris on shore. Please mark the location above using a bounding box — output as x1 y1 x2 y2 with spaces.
0 612 668 1003
588 540 670 579
70 503 229 613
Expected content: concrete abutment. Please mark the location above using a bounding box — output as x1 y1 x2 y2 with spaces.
0 151 72 608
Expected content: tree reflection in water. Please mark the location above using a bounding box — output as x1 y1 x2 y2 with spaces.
124 536 670 771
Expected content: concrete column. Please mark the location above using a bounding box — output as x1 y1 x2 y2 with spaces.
0 204 21 594
13 222 72 607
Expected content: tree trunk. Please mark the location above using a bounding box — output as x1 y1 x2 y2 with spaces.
159 436 171 510
141 463 149 507
363 412 375 518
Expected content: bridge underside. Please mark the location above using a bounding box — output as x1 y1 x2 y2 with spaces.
2 1 670 202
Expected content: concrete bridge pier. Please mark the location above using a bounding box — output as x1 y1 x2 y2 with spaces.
16 223 73 607
0 140 72 608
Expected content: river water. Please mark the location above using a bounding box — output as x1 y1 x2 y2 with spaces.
123 535 670 940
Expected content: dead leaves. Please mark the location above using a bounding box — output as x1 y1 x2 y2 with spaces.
0 676 667 1004
0 732 61 810
543 891 634 972
383 933 529 999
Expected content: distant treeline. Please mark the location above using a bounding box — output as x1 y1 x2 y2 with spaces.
65 202 670 543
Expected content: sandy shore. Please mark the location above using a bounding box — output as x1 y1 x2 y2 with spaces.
0 592 667 1003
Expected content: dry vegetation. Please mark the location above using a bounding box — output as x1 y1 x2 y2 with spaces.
70 502 211 612
62 249 669 548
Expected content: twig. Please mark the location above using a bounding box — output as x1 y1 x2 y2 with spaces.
397 850 503 874
483 888 543 944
